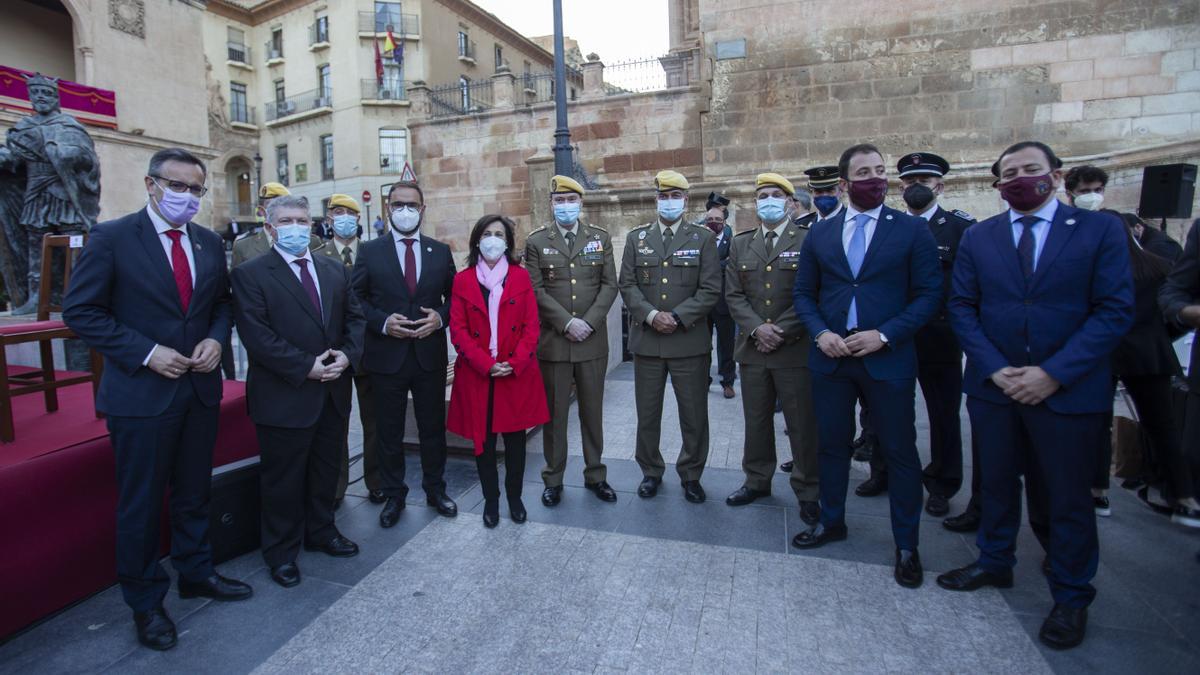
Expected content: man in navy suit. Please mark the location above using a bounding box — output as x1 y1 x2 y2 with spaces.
63 148 252 651
936 141 1134 651
791 143 942 589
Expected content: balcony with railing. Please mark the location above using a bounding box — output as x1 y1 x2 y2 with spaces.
357 11 420 37
361 78 409 103
265 89 332 124
226 42 251 66
229 103 256 127
309 22 330 48
264 40 284 64
458 40 477 65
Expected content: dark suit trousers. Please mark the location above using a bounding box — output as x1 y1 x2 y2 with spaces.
708 312 736 386
917 361 965 498
336 373 382 498
968 396 1100 608
811 358 922 551
374 357 448 499
108 381 217 612
477 380 527 501
255 395 344 568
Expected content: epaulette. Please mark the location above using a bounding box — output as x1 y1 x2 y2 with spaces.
952 209 976 222
529 225 547 234
585 223 608 233
631 223 652 231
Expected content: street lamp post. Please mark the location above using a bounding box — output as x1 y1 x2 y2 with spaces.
252 151 263 195
551 0 572 176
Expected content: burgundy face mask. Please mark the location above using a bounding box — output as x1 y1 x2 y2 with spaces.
848 177 888 210
998 174 1055 211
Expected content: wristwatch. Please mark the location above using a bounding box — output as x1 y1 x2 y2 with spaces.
879 332 889 345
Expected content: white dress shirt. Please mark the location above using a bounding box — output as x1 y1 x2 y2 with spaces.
274 245 323 299
1009 198 1057 270
913 203 939 222
142 205 198 366
841 203 882 254
393 230 422 280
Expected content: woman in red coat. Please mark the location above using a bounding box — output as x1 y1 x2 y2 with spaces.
447 215 549 527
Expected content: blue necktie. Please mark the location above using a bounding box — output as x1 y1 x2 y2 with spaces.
846 213 869 331
1017 215 1037 283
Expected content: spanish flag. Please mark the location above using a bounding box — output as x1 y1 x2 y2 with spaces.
383 30 397 59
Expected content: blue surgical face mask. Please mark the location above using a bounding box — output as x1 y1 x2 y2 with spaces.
273 224 310 256
756 196 788 224
657 197 685 222
331 214 359 238
814 195 840 216
553 202 581 226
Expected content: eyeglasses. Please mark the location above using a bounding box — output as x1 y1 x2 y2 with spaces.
150 175 208 197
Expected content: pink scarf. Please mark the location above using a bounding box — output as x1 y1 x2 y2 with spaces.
475 256 509 358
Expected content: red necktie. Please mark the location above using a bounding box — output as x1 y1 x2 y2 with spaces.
403 239 417 295
293 259 323 318
165 229 192 313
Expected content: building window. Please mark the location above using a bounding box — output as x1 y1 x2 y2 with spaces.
269 28 283 59
317 64 332 104
320 135 334 180
276 144 289 186
227 27 248 62
459 75 470 110
379 129 408 174
382 63 404 93
457 31 470 58
374 1 401 32
314 15 329 43
274 79 286 105
230 82 249 123
494 44 503 71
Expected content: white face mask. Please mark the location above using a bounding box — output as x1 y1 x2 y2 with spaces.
1073 192 1103 211
391 206 421 233
479 236 508 262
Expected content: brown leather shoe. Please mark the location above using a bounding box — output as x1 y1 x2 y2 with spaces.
722 385 735 399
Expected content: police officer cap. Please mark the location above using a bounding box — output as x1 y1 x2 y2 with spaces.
756 172 795 196
259 182 290 199
550 174 584 196
654 170 690 192
804 166 840 189
897 152 951 178
328 194 360 213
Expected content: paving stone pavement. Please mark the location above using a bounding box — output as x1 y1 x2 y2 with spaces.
252 518 1050 675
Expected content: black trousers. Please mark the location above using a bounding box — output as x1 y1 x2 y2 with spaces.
708 311 736 386
476 380 526 501
1100 374 1191 499
255 395 344 568
374 358 448 499
108 381 218 612
1180 391 1200 501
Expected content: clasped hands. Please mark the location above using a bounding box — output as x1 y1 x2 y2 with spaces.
307 348 351 382
148 338 222 379
489 361 514 377
651 311 679 334
816 330 884 358
385 307 442 339
991 366 1060 405
753 323 785 353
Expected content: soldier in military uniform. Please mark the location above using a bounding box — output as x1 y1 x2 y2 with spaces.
313 194 384 508
524 176 619 506
231 182 322 268
724 173 821 525
619 170 721 503
863 153 976 518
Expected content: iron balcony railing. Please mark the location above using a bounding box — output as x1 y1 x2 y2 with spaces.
264 40 283 61
603 50 696 95
226 42 250 63
309 22 330 46
361 78 408 101
358 11 419 35
229 103 256 125
429 79 493 117
265 89 332 122
458 40 477 61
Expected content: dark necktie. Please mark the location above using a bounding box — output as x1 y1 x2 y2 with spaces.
341 245 353 267
1017 215 1037 282
765 230 776 254
164 229 192 313
403 239 417 295
565 229 576 251
663 226 673 250
293 258 322 317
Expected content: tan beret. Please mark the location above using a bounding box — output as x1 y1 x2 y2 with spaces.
654 170 690 192
756 172 795 196
328 193 361 213
550 174 584 195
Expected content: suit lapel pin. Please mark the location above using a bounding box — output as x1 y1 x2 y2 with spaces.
1065 218 1076 225
937 217 946 224
885 214 893 220
639 231 647 240
426 246 433 252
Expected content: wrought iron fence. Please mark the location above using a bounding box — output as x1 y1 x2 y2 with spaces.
226 42 250 63
229 102 255 125
429 79 493 118
603 51 696 95
357 11 420 35
361 78 408 101
521 72 555 104
265 89 331 122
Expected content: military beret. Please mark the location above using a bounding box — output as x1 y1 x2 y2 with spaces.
897 152 951 178
654 170 690 192
804 166 840 189
328 193 360 213
756 172 795 196
550 174 584 195
259 182 290 199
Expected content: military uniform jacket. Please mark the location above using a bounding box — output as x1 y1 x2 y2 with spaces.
916 206 974 365
618 221 720 358
524 222 618 362
725 225 812 367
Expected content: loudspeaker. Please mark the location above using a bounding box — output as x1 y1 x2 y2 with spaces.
209 459 261 564
1138 164 1196 219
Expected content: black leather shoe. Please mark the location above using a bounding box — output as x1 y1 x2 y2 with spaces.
791 523 848 549
925 494 949 517
483 500 499 528
894 549 923 588
379 497 405 528
427 492 458 517
585 481 618 502
542 485 563 507
368 489 387 504
270 562 300 588
1039 604 1088 650
178 574 253 601
509 498 527 523
855 474 888 497
304 534 359 558
637 476 662 498
682 481 706 504
799 500 821 526
779 460 793 473
725 486 769 506
936 563 1013 591
942 509 981 533
133 607 177 651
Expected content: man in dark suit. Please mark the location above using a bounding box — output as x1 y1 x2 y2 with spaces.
231 195 365 588
936 141 1134 651
1160 218 1200 528
705 192 737 399
791 143 942 589
352 180 458 527
63 148 252 651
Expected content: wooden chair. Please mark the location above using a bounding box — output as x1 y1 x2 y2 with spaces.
0 234 103 442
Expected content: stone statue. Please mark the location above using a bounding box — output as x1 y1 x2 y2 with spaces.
0 72 100 314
